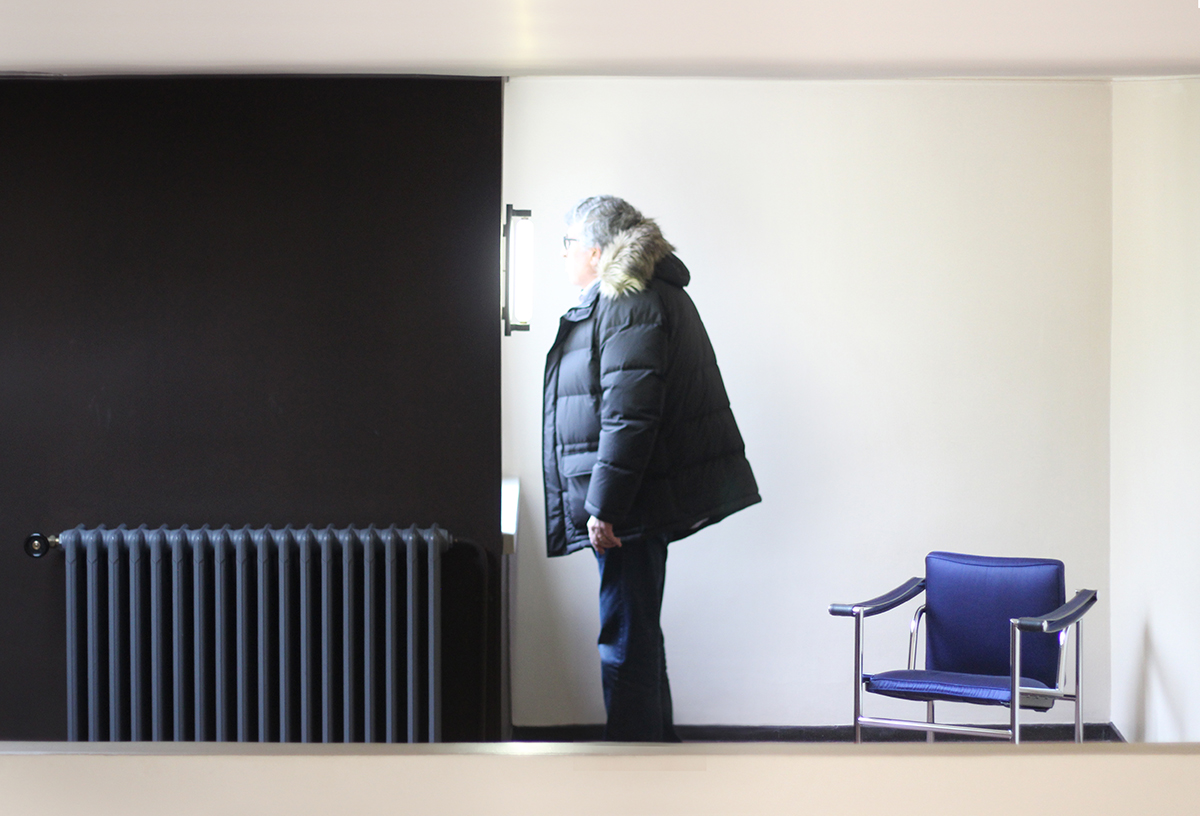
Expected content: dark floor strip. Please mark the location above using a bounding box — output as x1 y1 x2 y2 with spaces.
511 722 1125 743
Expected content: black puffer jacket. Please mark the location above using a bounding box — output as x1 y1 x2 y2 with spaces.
542 223 760 556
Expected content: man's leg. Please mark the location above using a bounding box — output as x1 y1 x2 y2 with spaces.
659 639 679 742
595 533 677 741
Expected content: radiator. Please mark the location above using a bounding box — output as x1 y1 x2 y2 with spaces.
55 524 457 743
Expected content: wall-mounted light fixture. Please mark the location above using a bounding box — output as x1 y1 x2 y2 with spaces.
503 204 532 336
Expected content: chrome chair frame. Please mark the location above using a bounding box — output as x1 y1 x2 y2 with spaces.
830 576 1097 744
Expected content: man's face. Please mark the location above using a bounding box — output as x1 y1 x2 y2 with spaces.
563 222 600 288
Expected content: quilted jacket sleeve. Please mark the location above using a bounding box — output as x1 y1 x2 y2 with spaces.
584 302 668 524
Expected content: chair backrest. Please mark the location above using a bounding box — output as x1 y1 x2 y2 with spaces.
925 552 1065 688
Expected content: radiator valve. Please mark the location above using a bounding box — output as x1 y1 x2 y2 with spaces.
25 532 59 558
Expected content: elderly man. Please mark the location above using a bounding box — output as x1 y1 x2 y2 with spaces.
542 196 760 741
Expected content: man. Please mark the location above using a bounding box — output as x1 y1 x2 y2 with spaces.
542 196 760 741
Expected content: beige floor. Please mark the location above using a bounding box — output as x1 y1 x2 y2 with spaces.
2 741 1197 816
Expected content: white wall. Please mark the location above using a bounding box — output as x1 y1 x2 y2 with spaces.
503 78 1113 728
1111 78 1200 742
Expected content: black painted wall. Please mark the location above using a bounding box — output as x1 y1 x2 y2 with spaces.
0 76 502 740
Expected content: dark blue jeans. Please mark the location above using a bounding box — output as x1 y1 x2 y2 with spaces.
594 532 680 742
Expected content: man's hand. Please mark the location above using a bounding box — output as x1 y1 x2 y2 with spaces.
588 516 622 553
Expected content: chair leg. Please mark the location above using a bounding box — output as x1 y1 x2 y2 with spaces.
926 701 935 743
1074 618 1083 743
1010 620 1021 745
853 610 863 744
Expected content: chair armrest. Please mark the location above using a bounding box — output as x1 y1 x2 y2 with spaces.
829 577 925 618
1015 589 1098 633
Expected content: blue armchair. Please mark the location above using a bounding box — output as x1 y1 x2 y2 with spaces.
829 551 1097 743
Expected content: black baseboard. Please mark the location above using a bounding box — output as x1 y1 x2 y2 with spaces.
511 722 1125 743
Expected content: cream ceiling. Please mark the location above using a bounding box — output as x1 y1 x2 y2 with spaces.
1 0 1198 77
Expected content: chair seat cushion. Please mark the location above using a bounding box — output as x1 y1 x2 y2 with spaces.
865 670 1056 711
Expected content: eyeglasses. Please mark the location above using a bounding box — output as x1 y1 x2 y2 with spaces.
562 236 580 251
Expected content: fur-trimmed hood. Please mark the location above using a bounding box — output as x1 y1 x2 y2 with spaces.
596 219 676 298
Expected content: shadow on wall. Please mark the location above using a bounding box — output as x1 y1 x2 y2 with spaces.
1133 622 1187 742
514 487 604 722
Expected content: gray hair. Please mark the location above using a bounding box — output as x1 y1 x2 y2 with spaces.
566 196 646 251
